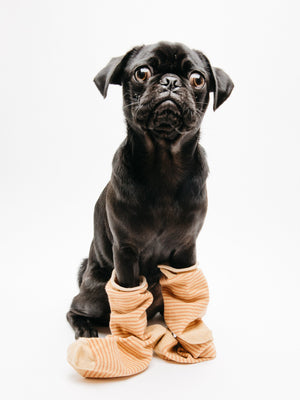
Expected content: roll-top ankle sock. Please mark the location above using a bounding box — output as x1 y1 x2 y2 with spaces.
67 271 166 378
153 264 216 363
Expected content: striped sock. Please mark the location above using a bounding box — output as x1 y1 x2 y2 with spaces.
67 271 166 378
153 264 216 363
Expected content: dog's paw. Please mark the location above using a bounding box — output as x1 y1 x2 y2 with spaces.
75 327 99 339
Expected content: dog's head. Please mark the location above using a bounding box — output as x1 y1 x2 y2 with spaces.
94 42 233 142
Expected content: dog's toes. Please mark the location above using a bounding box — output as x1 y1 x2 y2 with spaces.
75 327 99 339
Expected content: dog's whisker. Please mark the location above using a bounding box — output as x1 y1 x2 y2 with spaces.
123 102 140 109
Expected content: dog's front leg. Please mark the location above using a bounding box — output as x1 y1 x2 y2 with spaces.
170 243 197 269
112 244 140 288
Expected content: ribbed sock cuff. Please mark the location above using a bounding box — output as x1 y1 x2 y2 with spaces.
110 270 147 292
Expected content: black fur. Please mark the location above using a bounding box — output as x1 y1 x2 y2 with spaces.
67 42 233 339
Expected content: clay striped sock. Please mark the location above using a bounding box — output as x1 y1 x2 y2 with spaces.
67 271 166 378
153 264 216 363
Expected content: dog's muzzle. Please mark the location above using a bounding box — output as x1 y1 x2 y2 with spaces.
150 100 182 133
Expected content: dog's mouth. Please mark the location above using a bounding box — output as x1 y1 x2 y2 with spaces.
148 100 182 136
134 94 199 140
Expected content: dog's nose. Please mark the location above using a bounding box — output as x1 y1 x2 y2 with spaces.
159 75 181 91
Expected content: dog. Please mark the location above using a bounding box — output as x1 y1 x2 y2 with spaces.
67 41 234 339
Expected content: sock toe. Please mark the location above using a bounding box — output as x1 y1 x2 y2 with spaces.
67 338 96 377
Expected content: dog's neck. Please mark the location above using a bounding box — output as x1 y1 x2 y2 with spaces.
121 125 204 187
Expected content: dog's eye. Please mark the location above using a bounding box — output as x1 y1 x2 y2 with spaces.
134 67 152 83
189 72 205 89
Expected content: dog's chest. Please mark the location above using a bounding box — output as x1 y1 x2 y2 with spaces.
111 142 208 243
138 174 205 229
137 182 206 260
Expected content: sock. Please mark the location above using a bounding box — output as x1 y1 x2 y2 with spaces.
153 264 216 363
67 271 166 378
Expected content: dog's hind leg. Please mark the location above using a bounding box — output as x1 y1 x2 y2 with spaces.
77 258 88 286
66 259 112 339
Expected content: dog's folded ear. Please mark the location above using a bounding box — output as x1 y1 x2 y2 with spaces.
94 47 142 98
94 56 124 98
211 67 234 111
196 51 234 111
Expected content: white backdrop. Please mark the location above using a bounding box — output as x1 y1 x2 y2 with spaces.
1 0 299 399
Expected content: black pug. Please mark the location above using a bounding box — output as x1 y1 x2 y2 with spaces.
67 41 234 339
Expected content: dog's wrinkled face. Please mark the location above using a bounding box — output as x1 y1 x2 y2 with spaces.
122 43 211 141
94 42 234 142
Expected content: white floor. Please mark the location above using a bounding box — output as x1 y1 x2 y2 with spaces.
1 228 299 400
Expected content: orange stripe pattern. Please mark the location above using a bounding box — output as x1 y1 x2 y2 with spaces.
153 264 216 363
67 272 166 378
